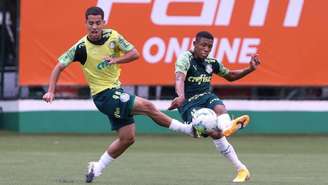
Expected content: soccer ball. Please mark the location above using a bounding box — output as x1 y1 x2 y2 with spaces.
192 108 218 132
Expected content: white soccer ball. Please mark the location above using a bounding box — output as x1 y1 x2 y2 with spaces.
192 108 218 132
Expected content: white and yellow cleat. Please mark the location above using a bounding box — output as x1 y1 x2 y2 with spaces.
85 161 102 183
232 168 251 183
223 115 250 137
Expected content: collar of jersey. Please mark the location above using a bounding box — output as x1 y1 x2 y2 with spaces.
87 32 109 45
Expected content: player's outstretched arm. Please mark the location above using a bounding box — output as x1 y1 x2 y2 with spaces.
223 54 260 82
42 62 66 103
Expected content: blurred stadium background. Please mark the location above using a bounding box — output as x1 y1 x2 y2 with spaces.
0 1 328 185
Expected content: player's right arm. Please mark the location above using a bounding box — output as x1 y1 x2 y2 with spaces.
43 63 67 103
43 40 83 103
168 72 186 110
168 52 190 110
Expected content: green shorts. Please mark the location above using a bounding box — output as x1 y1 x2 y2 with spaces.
178 93 223 123
93 88 136 131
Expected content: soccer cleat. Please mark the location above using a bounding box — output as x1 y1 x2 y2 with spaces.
232 168 251 183
223 115 250 137
85 161 97 183
191 122 206 138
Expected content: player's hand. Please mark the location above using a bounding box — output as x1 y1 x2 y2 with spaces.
103 56 117 64
43 92 55 103
250 54 260 71
168 96 185 110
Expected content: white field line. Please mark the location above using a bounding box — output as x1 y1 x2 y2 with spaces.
1 100 328 112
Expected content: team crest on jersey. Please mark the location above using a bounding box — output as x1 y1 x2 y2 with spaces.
109 41 116 49
205 64 213 74
120 93 130 102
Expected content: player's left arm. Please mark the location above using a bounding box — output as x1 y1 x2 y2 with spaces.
222 54 260 81
105 33 140 64
105 48 140 64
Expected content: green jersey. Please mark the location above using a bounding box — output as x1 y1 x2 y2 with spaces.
175 51 229 99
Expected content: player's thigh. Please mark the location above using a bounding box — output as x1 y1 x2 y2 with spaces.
131 96 157 115
108 115 135 131
206 94 227 115
213 104 228 115
93 88 136 131
93 88 135 118
180 101 207 123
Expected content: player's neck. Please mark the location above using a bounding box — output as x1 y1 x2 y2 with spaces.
87 36 101 42
87 31 107 45
191 51 205 61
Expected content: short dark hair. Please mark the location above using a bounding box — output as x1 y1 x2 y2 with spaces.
85 7 104 20
195 31 214 41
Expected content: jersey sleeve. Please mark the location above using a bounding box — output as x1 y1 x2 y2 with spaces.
58 45 76 66
175 51 191 75
115 32 134 52
58 39 86 66
214 60 229 76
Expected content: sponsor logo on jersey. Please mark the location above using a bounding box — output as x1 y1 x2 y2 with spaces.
97 60 110 70
188 74 211 85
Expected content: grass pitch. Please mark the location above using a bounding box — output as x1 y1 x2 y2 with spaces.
0 132 327 185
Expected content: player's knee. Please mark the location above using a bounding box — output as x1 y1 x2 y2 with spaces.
213 105 228 115
209 130 224 139
142 100 157 114
120 135 136 146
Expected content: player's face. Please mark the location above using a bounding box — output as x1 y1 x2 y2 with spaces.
193 37 213 59
86 15 105 41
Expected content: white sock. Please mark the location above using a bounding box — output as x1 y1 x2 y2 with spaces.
95 151 114 176
169 119 193 136
217 113 232 131
213 137 246 171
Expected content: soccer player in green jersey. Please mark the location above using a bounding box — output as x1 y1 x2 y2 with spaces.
169 31 260 182
42 7 200 183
